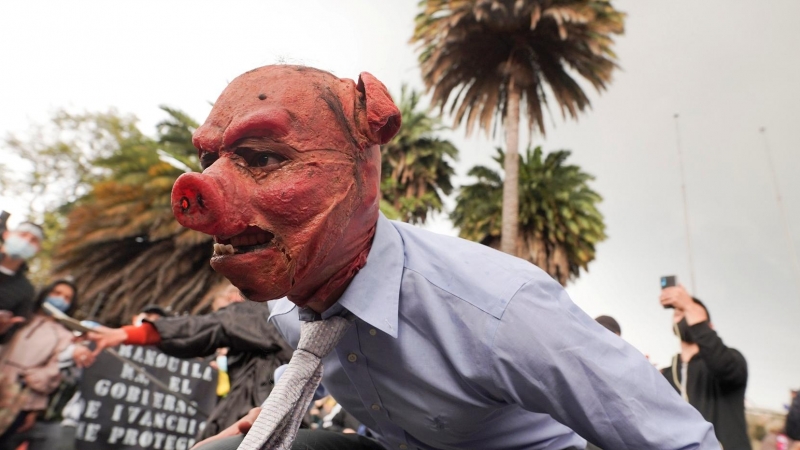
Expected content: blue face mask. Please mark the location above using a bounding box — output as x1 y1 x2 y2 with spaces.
3 235 38 260
45 296 71 313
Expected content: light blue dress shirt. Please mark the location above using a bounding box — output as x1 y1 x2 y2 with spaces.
269 214 720 450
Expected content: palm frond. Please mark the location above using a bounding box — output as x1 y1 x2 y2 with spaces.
452 145 606 285
411 0 625 137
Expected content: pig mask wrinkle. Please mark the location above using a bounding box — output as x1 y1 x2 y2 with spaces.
171 65 401 309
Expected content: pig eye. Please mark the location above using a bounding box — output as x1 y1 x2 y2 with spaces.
235 148 286 169
199 151 218 170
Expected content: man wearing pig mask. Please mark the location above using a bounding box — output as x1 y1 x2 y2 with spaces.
162 65 720 450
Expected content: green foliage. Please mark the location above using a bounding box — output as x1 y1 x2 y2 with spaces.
50 107 223 324
381 85 458 224
412 0 625 136
0 107 223 323
2 109 146 284
3 110 145 212
452 146 606 285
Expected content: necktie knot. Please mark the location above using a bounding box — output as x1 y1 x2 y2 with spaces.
297 316 352 358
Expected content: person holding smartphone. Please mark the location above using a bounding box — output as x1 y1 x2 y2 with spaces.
659 280 751 450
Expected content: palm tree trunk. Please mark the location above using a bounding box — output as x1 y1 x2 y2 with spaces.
500 81 521 255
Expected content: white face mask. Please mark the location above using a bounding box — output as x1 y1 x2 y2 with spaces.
3 235 38 260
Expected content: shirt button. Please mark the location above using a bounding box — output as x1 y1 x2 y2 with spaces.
347 353 358 363
399 445 408 450
369 328 377 336
371 403 380 411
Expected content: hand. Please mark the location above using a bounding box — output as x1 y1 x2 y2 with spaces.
191 407 260 449
16 410 37 433
0 313 25 335
660 284 708 325
659 285 693 310
86 328 129 357
73 345 96 368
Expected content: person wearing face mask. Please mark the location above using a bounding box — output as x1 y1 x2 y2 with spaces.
0 222 45 343
0 279 94 450
660 285 750 450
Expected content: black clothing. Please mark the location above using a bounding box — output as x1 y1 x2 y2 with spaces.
322 404 362 433
661 321 751 450
0 254 35 343
193 431 585 450
195 430 386 450
151 301 293 440
786 392 800 440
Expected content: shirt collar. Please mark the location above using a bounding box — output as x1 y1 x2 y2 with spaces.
322 213 403 338
267 213 404 338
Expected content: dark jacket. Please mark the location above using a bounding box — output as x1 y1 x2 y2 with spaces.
786 391 800 440
151 301 292 440
0 254 35 343
661 321 751 450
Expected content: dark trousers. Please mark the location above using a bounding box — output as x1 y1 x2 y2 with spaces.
0 411 28 450
197 429 386 450
4 420 66 450
197 430 589 450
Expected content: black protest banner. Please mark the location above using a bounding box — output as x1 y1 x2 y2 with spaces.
74 345 217 450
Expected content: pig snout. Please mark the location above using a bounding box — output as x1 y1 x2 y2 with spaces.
171 172 227 235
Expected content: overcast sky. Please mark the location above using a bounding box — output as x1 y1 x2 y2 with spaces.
1 1 798 411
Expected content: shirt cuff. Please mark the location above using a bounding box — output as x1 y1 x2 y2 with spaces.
122 322 161 346
687 320 715 339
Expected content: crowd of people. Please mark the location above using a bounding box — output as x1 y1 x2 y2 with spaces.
0 223 95 450
0 220 376 449
1 218 798 450
0 62 798 448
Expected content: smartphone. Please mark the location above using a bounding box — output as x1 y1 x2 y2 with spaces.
661 275 676 309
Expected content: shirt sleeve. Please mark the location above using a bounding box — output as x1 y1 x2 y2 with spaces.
488 277 720 449
688 321 747 388
122 322 162 346
153 301 290 360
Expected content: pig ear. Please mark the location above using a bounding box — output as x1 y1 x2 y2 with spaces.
356 72 401 145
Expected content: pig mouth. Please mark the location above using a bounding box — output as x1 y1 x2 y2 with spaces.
212 227 276 257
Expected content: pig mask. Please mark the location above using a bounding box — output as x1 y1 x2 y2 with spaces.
171 65 401 308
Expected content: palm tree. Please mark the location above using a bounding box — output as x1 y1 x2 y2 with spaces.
412 0 624 254
52 107 226 325
381 85 458 224
452 147 605 285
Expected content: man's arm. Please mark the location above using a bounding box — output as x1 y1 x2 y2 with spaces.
487 277 720 449
153 301 287 358
88 301 290 359
688 321 747 388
